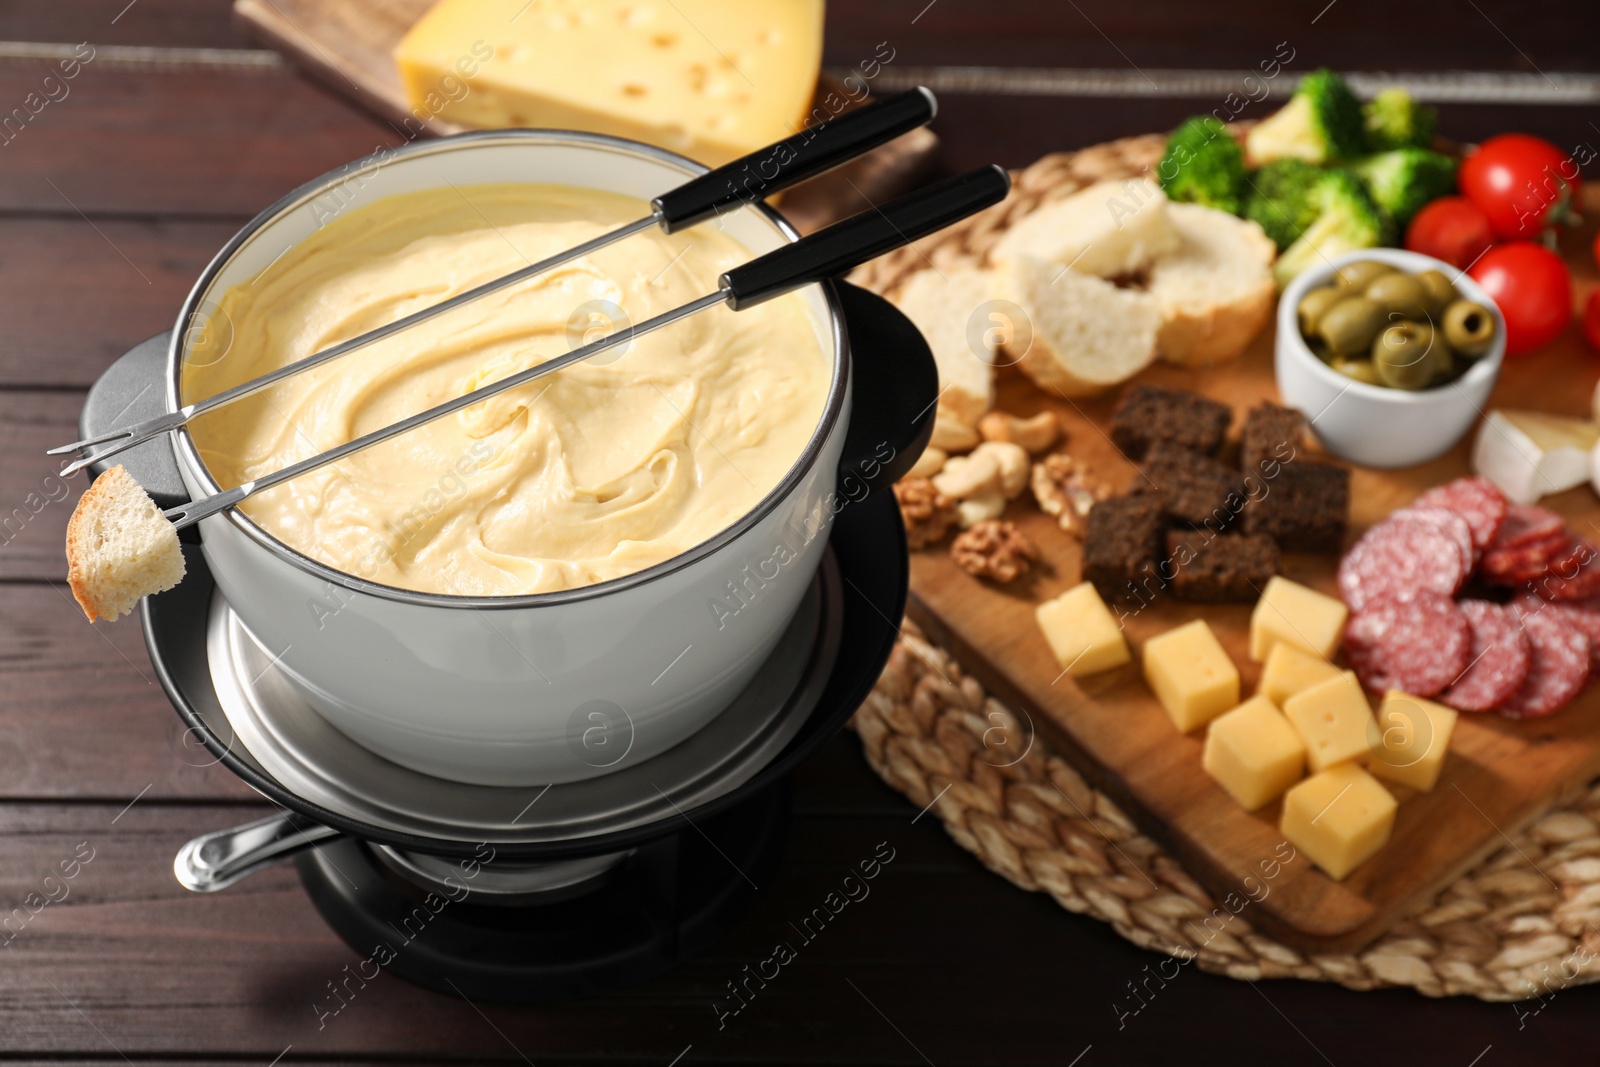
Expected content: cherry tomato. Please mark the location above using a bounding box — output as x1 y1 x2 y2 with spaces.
1458 134 1582 241
1583 289 1600 353
1405 196 1496 270
1468 242 1573 356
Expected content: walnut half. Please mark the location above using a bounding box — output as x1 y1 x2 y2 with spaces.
950 519 1038 583
894 476 957 550
1029 452 1110 537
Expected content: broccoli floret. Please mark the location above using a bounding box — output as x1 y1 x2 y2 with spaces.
1363 88 1437 151
1273 170 1387 287
1245 68 1368 166
1158 116 1247 214
1350 148 1457 226
1242 159 1326 251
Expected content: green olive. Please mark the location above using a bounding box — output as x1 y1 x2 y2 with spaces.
1317 296 1387 358
1297 286 1344 337
1371 320 1439 390
1334 260 1396 292
1307 336 1337 365
1365 273 1430 320
1331 358 1382 386
1429 347 1462 385
1415 269 1457 319
1442 300 1497 358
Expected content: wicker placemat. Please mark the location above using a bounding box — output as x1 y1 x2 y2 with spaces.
847 136 1600 1001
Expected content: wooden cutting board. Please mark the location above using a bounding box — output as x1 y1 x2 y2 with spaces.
231 0 938 234
881 176 1600 955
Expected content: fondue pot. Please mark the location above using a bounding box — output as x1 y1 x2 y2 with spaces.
143 130 939 787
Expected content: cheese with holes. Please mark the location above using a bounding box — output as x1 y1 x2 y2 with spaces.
395 0 825 167
1282 670 1374 772
1280 763 1396 880
1367 690 1456 792
1257 641 1342 707
1248 575 1348 662
1202 695 1306 811
1142 619 1240 732
1035 582 1130 677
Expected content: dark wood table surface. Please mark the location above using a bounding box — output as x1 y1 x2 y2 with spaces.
2 1 1596 1063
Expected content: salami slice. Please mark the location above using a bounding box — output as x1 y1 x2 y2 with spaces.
1438 600 1532 712
1481 531 1572 580
1337 515 1471 612
1483 539 1580 588
1516 593 1600 671
1535 540 1600 601
1499 609 1590 718
1391 506 1475 567
1412 477 1508 553
1490 505 1565 551
1343 591 1472 697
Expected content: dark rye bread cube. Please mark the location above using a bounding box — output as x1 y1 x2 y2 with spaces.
1110 385 1231 461
1082 496 1166 605
1166 530 1280 603
1241 459 1349 552
1136 443 1246 532
1241 402 1309 477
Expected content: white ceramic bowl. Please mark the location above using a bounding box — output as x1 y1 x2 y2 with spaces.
1275 248 1505 469
164 131 927 787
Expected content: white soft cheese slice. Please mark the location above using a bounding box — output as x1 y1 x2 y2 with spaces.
1472 410 1598 505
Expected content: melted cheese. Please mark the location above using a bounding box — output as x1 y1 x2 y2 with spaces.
182 183 829 596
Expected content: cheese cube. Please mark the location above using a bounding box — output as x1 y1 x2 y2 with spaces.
1280 763 1397 880
1249 576 1349 662
395 0 824 167
1367 690 1457 792
1035 582 1131 677
1142 619 1240 732
1202 696 1306 811
1258 641 1342 707
1282 670 1374 772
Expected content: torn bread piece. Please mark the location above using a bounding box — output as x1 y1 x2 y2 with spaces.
66 465 184 622
988 177 1179 279
1148 203 1277 367
891 266 997 426
998 256 1160 397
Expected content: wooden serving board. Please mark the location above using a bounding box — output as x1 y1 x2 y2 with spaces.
231 0 938 234
880 173 1600 954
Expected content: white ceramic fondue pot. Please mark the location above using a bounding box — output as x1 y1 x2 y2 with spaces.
164 131 937 786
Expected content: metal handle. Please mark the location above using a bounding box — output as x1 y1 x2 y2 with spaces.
173 811 340 893
652 87 938 234
720 165 1011 310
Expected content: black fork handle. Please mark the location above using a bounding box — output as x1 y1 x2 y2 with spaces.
651 87 938 234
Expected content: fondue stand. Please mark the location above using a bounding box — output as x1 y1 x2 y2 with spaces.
61 91 998 997
81 275 926 1001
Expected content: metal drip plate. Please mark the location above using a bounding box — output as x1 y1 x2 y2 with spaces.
202 553 843 846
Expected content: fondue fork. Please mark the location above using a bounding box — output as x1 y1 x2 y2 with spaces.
50 87 940 476
160 165 1010 531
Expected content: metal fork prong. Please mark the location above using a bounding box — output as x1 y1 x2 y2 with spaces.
60 451 117 477
45 428 134 456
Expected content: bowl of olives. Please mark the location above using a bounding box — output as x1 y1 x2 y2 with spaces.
1275 249 1505 468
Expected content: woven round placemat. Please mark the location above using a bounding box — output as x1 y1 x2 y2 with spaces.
846 136 1600 1002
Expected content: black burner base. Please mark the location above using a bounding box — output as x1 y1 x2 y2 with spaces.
296 781 790 1003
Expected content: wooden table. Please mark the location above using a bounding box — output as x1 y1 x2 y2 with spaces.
1 2 1595 1062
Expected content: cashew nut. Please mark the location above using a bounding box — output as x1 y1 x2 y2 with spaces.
906 446 948 480
972 441 1030 499
932 451 1001 500
978 410 1059 455
930 411 980 454
957 489 1006 528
